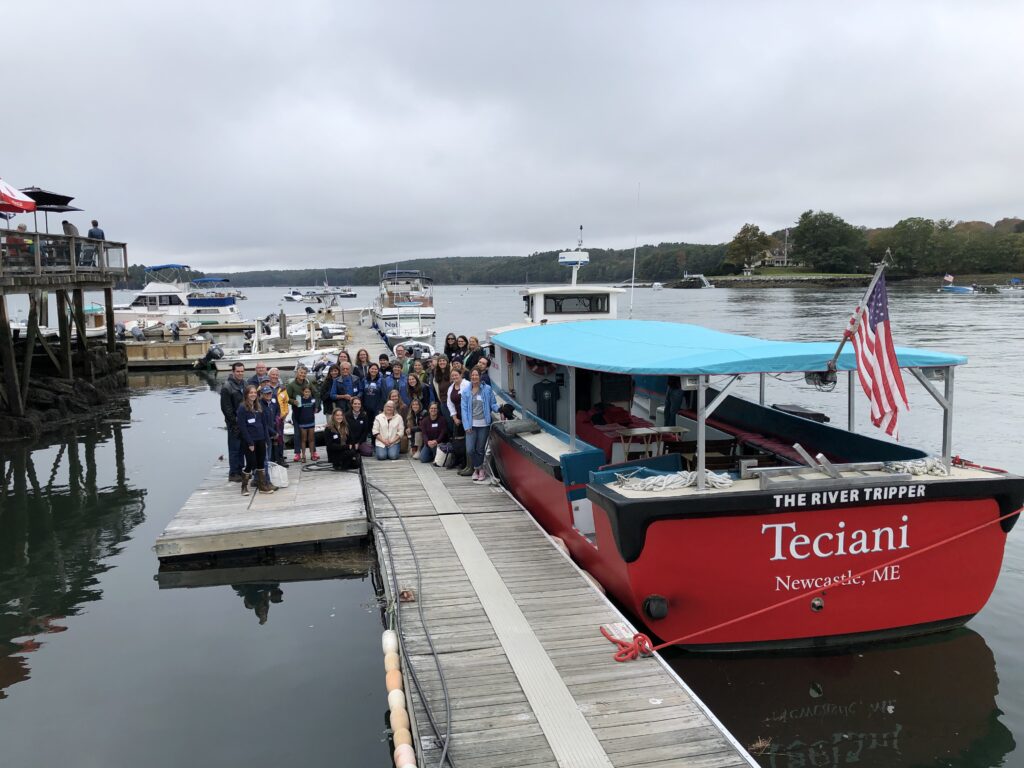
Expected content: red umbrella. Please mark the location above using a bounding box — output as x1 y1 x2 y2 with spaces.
0 178 37 214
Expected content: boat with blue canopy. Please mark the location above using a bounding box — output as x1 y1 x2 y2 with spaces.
113 264 244 328
483 257 1022 652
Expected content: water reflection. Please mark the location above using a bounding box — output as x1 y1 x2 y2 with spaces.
0 418 144 700
668 629 1014 767
233 583 283 625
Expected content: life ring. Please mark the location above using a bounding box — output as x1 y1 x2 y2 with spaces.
526 357 557 376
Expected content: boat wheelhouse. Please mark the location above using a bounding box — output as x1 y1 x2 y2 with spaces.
486 301 1022 651
371 269 436 342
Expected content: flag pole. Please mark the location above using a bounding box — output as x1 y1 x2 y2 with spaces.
828 249 891 370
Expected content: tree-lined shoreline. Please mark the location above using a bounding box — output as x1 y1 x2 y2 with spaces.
121 212 1023 289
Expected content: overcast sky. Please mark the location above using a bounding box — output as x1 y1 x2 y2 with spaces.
4 2 1022 270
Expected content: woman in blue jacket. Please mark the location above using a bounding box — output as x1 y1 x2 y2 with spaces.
237 385 277 494
459 368 500 482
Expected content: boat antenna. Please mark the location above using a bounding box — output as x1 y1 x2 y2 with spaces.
628 181 639 319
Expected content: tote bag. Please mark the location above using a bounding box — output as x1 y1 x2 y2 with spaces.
267 462 290 488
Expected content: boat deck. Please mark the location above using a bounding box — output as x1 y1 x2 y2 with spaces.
365 458 755 768
154 458 367 560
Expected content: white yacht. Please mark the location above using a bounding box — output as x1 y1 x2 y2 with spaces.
113 265 244 327
370 269 436 342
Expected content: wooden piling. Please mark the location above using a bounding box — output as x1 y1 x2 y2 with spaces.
55 290 74 379
0 294 24 417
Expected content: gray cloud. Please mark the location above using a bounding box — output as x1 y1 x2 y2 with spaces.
4 1 1021 270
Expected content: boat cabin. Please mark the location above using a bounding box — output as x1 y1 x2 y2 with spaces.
378 269 434 308
521 284 625 324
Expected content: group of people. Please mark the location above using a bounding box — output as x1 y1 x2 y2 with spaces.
218 333 506 492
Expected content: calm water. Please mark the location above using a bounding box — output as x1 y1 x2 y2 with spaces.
1 283 1021 767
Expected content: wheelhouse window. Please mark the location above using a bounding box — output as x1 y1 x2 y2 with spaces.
543 293 609 314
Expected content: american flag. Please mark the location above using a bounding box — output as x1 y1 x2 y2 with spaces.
847 273 909 438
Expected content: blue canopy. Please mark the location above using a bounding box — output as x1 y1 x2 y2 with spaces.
192 276 229 283
491 320 966 375
145 263 191 271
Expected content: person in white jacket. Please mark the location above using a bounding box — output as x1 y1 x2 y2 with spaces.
372 400 404 460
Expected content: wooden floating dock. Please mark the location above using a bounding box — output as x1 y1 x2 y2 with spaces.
154 458 367 560
366 459 756 768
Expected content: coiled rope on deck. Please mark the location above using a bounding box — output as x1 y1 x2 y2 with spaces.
613 468 734 492
883 457 950 476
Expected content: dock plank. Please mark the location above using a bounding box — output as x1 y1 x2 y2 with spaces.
365 455 755 768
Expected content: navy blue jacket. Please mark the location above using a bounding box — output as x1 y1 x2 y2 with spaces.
237 404 274 445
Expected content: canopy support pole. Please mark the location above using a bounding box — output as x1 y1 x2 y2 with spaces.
908 366 955 469
696 375 707 491
758 373 765 405
696 374 742 492
847 370 855 431
568 366 577 451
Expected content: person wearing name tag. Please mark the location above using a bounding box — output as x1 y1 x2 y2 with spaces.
236 384 276 495
419 401 449 464
325 408 359 470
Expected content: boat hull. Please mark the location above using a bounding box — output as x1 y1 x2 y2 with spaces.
491 428 1021 651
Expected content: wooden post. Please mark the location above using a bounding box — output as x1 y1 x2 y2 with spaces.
20 292 38 410
39 290 50 326
0 294 25 417
56 290 74 379
73 288 93 382
104 285 116 353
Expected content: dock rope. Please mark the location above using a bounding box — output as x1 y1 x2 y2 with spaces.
602 505 1022 661
367 478 457 768
613 468 734 491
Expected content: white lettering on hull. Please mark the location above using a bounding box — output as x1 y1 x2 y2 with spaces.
764 516 910 561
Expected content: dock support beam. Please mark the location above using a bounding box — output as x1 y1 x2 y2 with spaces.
56 290 74 379
104 286 116 353
72 288 93 382
0 294 24 417
696 375 706 490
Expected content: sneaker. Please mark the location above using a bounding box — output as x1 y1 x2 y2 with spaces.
312 452 320 461
473 470 487 483
457 465 474 477
293 453 301 462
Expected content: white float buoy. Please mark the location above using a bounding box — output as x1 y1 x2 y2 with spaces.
388 688 406 711
382 629 399 654
394 742 415 765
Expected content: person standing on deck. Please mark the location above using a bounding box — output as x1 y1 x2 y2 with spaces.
460 368 500 482
392 344 412 376
237 385 276 494
286 366 312 458
248 361 269 387
330 361 362 414
463 336 485 371
268 367 288 466
87 220 105 240
663 376 684 427
360 363 386 420
220 362 247 482
61 220 79 236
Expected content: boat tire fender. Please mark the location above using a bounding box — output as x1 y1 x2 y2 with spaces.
642 595 669 620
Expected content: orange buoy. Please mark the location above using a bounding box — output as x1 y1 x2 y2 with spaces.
392 726 413 748
386 669 404 692
384 651 400 672
390 707 410 731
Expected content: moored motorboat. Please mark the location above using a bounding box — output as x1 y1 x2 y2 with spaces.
483 255 1023 651
371 269 436 342
113 266 244 327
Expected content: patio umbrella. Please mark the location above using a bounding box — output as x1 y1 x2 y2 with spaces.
21 187 80 233
0 179 37 215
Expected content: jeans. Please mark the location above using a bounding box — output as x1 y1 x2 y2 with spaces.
664 387 685 427
376 443 401 460
227 428 244 476
419 445 437 463
466 425 490 469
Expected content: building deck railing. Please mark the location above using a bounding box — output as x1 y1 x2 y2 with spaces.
0 227 129 282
